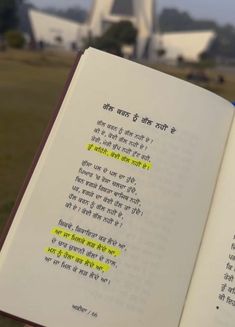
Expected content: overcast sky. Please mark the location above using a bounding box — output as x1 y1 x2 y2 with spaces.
28 0 235 25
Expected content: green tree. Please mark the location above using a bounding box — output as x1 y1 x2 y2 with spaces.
159 8 217 32
85 20 137 56
5 29 25 48
209 24 235 59
0 0 18 35
103 20 137 45
159 8 235 59
44 6 88 23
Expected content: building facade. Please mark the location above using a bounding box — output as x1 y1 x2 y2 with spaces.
89 0 157 59
22 0 215 63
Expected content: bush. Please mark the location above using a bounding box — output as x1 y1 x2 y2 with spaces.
84 21 137 56
5 30 25 49
87 36 122 56
104 21 137 45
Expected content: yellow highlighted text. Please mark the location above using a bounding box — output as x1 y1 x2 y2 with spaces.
86 143 152 170
45 247 110 272
51 227 121 257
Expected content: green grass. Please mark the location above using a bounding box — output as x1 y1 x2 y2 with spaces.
0 50 234 326
0 316 23 327
150 63 235 102
0 50 75 327
0 50 75 207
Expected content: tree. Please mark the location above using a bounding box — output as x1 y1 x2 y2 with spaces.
0 0 18 35
44 6 88 23
5 29 25 48
159 8 217 32
85 21 137 56
85 34 122 56
208 24 235 59
159 8 235 59
103 21 137 45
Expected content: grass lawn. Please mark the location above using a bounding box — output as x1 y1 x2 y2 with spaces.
0 50 75 327
151 63 235 102
0 316 23 327
0 50 234 327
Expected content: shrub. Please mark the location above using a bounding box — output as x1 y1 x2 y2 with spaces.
5 30 25 49
84 21 137 56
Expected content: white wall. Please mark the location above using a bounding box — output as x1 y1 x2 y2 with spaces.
156 30 215 62
29 4 215 63
29 9 88 50
88 0 156 59
88 0 114 36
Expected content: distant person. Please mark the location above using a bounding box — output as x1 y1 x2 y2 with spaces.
71 42 77 51
217 74 225 85
186 70 210 83
186 71 195 81
38 40 45 51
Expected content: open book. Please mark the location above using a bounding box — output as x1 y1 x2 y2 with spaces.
0 48 235 327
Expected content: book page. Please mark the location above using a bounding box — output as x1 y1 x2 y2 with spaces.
180 113 235 327
0 48 233 327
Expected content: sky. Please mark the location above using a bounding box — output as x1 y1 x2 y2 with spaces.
28 0 235 26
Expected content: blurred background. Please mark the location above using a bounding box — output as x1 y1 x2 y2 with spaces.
0 0 235 326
